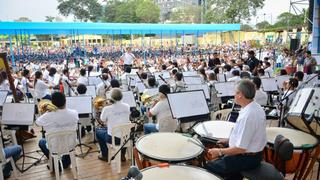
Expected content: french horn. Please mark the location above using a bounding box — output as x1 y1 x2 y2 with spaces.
38 99 58 115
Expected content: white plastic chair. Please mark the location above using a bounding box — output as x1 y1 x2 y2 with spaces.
107 123 135 173
0 133 19 180
210 109 232 121
46 130 78 180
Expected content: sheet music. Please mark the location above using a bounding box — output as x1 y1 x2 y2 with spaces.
1 103 35 125
184 76 202 85
186 84 210 99
289 88 320 116
275 75 290 89
162 71 171 79
167 90 209 119
121 91 136 107
154 72 162 80
261 78 278 92
145 88 159 97
183 71 197 77
214 82 236 97
126 74 140 86
136 82 146 93
85 85 96 98
66 96 92 114
0 91 8 106
130 69 139 74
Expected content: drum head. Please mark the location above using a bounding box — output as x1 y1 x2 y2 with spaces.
141 165 222 180
266 127 318 149
136 132 203 162
193 120 235 140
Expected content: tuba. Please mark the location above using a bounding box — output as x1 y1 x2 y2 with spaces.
38 99 58 115
93 96 108 112
141 93 159 107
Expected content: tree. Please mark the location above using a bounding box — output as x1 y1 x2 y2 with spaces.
14 17 32 22
45 16 55 22
135 0 160 23
272 12 305 29
170 5 201 23
102 0 122 22
57 0 102 22
55 16 63 22
114 0 139 23
241 24 254 31
255 20 270 30
205 0 265 23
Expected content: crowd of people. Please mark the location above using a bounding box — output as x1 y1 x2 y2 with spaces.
0 41 319 179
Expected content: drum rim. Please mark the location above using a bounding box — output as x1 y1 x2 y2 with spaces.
141 164 223 180
193 120 235 140
136 132 204 162
266 127 319 150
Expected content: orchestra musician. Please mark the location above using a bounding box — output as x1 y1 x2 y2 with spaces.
172 72 186 92
96 88 130 162
34 71 52 100
21 69 34 98
121 47 136 70
251 77 268 106
36 92 79 170
77 68 88 86
144 84 178 134
205 80 267 180
96 68 111 98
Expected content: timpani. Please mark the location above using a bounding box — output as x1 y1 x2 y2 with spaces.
141 165 222 180
265 127 319 179
193 120 235 141
136 132 204 163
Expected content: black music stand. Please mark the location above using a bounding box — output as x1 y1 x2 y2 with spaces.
167 90 210 132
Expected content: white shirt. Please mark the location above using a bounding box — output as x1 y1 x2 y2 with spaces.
36 108 79 133
100 101 130 137
227 76 241 82
0 80 10 91
77 76 88 85
96 80 111 98
21 77 29 93
122 52 135 65
35 79 50 99
43 69 49 81
172 81 186 92
229 101 267 153
255 89 268 106
150 99 177 132
264 67 274 77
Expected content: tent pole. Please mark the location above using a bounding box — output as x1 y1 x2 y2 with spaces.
9 35 15 67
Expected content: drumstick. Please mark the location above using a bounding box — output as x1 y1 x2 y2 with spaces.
187 139 206 150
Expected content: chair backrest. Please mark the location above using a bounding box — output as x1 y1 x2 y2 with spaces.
211 109 232 121
111 123 135 147
273 134 294 175
46 130 77 154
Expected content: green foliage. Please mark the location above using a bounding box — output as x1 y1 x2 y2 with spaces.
240 24 254 31
169 5 201 23
255 20 270 30
45 16 55 22
14 17 32 22
102 0 160 23
205 0 264 23
135 0 160 23
272 11 305 29
57 0 102 22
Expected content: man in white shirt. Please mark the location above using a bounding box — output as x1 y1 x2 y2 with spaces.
144 84 177 134
227 70 241 82
206 80 267 180
96 88 131 162
252 77 268 106
96 68 111 98
43 65 50 82
36 92 79 169
121 47 136 70
21 69 33 98
77 68 88 85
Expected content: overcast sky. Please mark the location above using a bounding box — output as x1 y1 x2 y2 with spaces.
0 0 309 25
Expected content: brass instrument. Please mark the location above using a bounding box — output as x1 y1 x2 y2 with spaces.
141 93 159 107
93 96 108 112
38 99 58 115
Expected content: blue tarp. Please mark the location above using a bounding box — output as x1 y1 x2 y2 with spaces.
0 22 240 35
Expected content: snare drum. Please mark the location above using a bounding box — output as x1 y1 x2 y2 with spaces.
136 133 204 165
141 165 222 180
265 127 318 176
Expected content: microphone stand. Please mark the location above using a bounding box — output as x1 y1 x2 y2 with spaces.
110 126 137 166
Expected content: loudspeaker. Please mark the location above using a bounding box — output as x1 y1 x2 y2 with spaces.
290 39 299 52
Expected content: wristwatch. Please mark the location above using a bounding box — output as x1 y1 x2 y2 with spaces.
218 148 224 157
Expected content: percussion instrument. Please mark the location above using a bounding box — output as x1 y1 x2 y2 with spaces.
136 133 204 163
193 121 235 141
287 87 320 137
141 165 222 180
265 127 319 178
